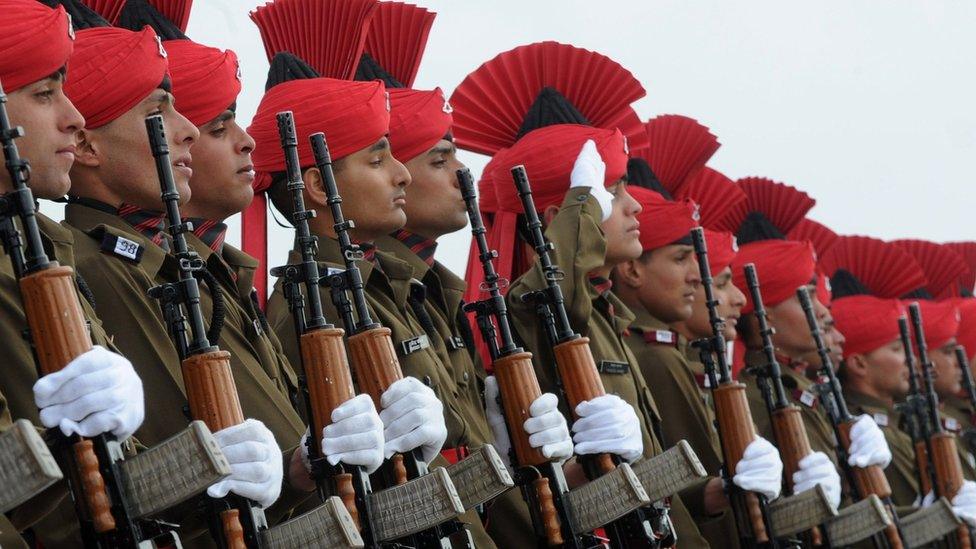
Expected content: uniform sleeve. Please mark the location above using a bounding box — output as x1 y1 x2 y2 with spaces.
506 186 608 332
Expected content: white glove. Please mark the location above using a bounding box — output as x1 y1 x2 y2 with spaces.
952 480 976 527
301 394 384 475
792 451 841 510
570 139 613 221
572 394 643 463
208 419 283 509
847 415 892 469
733 437 783 501
379 377 447 463
484 377 574 465
33 346 144 440
484 376 513 467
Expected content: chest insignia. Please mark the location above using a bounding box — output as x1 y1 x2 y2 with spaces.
399 334 431 356
100 233 144 264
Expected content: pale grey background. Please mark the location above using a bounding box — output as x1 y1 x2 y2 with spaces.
42 1 976 291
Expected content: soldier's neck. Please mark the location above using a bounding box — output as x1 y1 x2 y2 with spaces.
849 381 895 408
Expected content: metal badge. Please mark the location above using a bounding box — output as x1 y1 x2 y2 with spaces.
399 334 430 356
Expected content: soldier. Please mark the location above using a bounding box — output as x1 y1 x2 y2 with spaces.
891 239 976 480
451 40 710 545
116 0 387 496
0 1 145 545
614 184 782 547
55 10 305 543
357 3 569 543
822 236 929 507
724 177 890 510
787 218 844 371
246 4 572 546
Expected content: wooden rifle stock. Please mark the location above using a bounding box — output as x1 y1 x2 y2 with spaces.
346 327 408 485
493 351 563 545
836 422 903 549
552 338 615 474
20 265 115 533
930 433 971 546
299 328 360 525
712 383 769 542
770 407 824 545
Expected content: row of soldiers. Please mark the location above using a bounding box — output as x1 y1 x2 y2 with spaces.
3 0 976 547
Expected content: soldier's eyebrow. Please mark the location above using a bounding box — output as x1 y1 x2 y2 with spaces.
369 138 389 153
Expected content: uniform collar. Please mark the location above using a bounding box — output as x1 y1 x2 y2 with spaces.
391 229 438 267
375 234 468 315
844 388 899 416
185 217 228 253
65 200 170 279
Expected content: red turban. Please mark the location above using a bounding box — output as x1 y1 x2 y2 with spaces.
704 229 737 277
629 186 699 252
64 27 169 129
910 299 960 350
166 40 241 127
244 77 389 300
0 0 74 93
732 240 817 315
956 298 976 359
832 296 904 358
489 124 627 214
388 87 453 164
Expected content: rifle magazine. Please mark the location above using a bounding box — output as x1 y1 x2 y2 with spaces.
566 462 650 534
630 440 707 502
0 419 62 513
902 497 960 547
120 421 231 518
766 486 835 537
825 495 891 546
442 444 514 510
260 496 364 548
371 466 464 541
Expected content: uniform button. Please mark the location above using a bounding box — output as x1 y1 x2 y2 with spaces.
577 194 589 202
463 372 469 382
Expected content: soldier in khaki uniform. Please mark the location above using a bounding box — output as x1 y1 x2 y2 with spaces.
0 2 147 545
615 185 784 547
726 178 893 512
59 18 317 545
821 235 932 507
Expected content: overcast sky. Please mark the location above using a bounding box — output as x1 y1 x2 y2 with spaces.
44 0 976 285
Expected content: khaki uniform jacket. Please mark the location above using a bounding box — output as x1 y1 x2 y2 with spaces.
844 390 921 506
625 310 738 547
266 236 496 548
939 396 976 480
742 350 840 469
0 213 120 546
374 235 533 547
505 187 708 547
63 202 311 546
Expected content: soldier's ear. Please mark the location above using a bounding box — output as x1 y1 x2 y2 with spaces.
302 167 326 208
613 260 643 289
73 128 100 168
542 204 560 227
845 353 869 378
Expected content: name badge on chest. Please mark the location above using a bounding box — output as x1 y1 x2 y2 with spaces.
447 336 466 350
797 389 817 408
597 361 630 375
400 334 430 356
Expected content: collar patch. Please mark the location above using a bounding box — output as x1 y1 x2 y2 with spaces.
100 233 143 264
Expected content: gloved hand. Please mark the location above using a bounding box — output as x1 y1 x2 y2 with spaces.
572 394 643 463
952 480 976 527
300 394 384 475
733 437 783 500
569 139 613 221
380 377 447 463
208 419 283 509
847 415 892 469
792 451 841 510
484 376 513 467
33 345 144 440
484 377 574 466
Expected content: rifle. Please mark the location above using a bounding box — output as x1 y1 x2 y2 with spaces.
896 317 936 497
147 115 372 549
689 228 778 547
308 131 468 548
954 346 976 454
907 302 972 547
272 113 477 548
0 82 230 548
510 165 671 548
461 167 634 547
743 264 827 546
796 287 905 548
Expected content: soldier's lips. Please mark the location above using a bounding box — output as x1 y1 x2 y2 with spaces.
173 154 193 178
56 145 76 161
